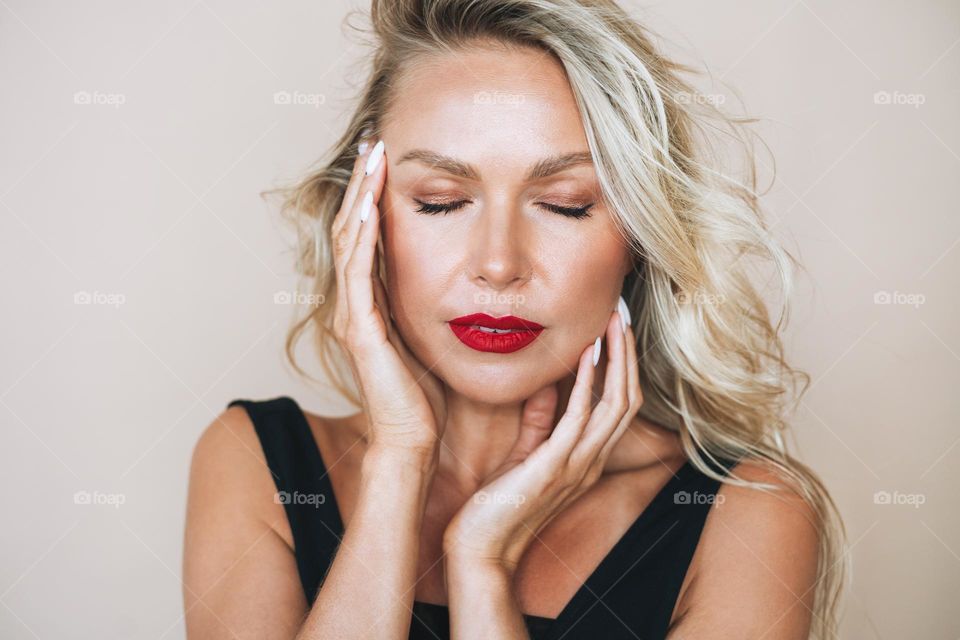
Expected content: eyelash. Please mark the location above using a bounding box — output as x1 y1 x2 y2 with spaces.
413 199 594 219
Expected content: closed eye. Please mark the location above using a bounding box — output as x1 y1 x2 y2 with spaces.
413 199 593 219
538 202 594 219
413 199 470 215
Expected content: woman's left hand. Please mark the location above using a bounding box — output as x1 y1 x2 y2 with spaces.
442 303 643 573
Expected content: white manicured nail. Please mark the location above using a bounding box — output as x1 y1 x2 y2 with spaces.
591 336 601 367
359 191 373 222
358 128 372 154
617 295 631 331
364 140 384 175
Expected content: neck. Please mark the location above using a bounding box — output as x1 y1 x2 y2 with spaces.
434 370 578 494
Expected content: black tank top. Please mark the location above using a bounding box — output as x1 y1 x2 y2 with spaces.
228 396 739 640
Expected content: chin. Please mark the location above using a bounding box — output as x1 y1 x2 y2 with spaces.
438 358 549 406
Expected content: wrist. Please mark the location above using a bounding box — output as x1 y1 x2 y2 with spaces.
355 443 437 521
443 543 518 579
363 441 438 474
445 554 517 592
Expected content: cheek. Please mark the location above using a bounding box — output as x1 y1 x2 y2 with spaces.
381 209 450 334
546 231 630 327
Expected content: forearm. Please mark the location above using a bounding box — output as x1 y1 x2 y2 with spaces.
446 558 529 640
296 445 436 640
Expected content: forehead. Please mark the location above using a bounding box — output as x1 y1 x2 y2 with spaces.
384 43 591 161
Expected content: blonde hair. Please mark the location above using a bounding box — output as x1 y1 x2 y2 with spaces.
263 1 847 636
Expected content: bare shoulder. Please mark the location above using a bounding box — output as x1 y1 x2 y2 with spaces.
187 405 283 527
183 405 306 638
669 458 822 639
713 458 821 538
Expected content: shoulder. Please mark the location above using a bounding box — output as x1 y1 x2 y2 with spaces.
670 458 821 639
711 458 821 543
183 403 315 635
186 404 290 540
189 403 277 498
190 403 263 466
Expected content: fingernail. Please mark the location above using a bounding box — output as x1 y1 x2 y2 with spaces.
364 140 385 176
591 336 601 367
358 128 372 154
617 295 631 332
359 190 373 223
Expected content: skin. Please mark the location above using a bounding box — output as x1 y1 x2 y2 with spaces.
183 43 820 639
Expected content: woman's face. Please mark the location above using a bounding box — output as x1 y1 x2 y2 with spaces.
379 44 633 405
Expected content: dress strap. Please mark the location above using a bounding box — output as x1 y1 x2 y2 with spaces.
227 396 344 604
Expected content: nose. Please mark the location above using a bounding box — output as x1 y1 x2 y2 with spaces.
467 203 533 291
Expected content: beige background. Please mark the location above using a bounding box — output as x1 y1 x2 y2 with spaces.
1 0 957 637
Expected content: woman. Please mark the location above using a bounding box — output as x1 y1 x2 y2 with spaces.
183 1 846 638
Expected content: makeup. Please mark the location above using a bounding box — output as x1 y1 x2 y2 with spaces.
448 312 544 353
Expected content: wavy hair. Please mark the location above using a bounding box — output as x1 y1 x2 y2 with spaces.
262 1 847 636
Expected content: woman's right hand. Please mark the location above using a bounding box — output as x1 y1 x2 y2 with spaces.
330 136 447 460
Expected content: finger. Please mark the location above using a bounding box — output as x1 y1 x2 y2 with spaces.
332 151 370 317
338 140 387 268
504 384 559 466
336 141 388 332
577 309 628 453
332 146 370 238
343 190 382 331
599 321 642 462
622 304 639 412
544 339 598 457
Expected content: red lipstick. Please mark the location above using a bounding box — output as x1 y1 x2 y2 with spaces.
448 313 545 354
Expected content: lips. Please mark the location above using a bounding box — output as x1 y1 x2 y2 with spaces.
448 313 545 353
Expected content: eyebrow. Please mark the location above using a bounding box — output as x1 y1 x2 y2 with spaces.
395 149 594 182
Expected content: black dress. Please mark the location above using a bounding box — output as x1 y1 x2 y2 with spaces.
227 396 739 640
